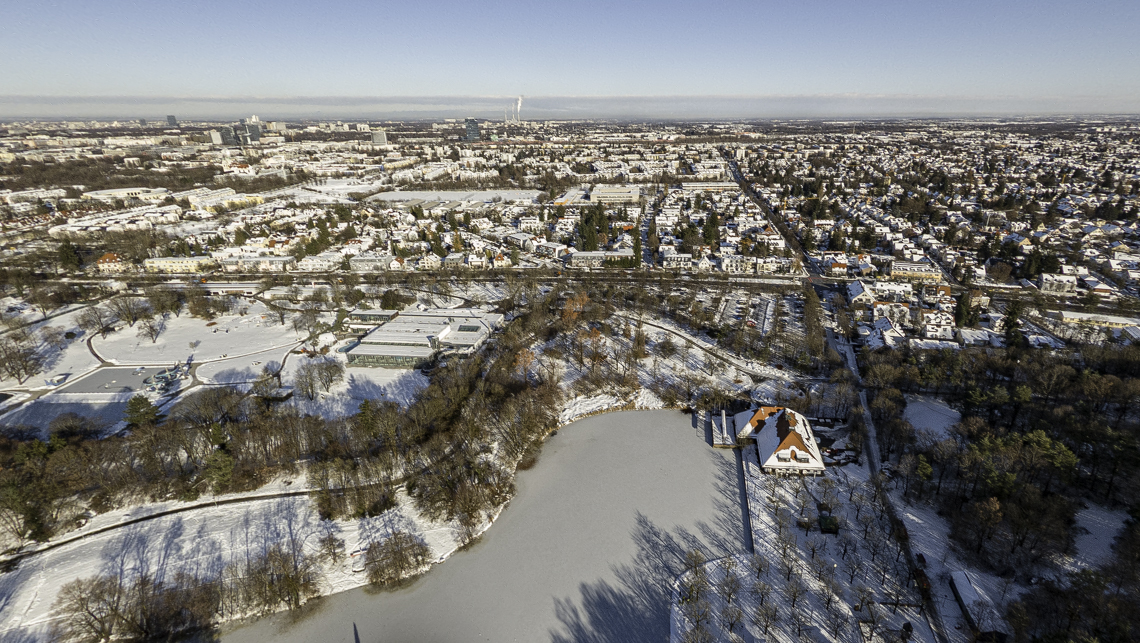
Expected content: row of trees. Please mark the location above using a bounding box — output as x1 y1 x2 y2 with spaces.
50 526 434 642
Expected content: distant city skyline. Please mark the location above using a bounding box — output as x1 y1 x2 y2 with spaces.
2 0 1138 119
2 93 1138 121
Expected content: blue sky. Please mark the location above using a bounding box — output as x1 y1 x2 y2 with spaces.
2 0 1138 118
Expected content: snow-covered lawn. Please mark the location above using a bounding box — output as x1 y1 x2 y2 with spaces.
279 348 428 419
0 306 102 392
904 394 960 442
0 486 469 642
194 345 298 385
93 304 304 366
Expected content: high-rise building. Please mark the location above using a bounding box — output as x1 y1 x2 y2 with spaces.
371 130 388 145
219 126 237 145
237 123 261 145
138 119 147 127
166 115 178 127
465 118 480 142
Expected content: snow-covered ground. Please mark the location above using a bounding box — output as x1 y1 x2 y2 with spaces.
270 182 358 205
452 281 507 305
558 391 666 425
904 394 961 442
93 304 304 366
0 306 103 391
300 176 388 199
893 499 1008 643
1064 504 1129 573
193 345 297 385
285 350 428 418
0 486 469 641
681 438 938 643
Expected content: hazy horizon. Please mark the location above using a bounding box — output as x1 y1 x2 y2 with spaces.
1 94 1138 122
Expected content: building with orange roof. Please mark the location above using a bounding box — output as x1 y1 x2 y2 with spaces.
733 406 825 476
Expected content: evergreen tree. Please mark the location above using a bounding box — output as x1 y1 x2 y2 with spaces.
57 240 81 270
1004 300 1024 346
702 210 720 245
954 292 972 327
124 395 161 427
580 218 598 251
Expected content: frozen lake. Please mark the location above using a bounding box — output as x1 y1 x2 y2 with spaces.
222 410 745 643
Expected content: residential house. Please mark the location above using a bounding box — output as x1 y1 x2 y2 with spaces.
732 406 825 476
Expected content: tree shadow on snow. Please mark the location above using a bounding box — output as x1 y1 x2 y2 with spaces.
550 510 739 643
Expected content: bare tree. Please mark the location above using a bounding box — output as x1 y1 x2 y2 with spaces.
314 359 346 392
791 609 810 640
137 316 165 343
364 530 431 587
786 572 807 609
292 306 321 336
144 286 183 317
748 552 770 579
108 296 150 327
39 325 69 351
750 580 772 606
717 566 741 606
750 603 779 636
681 619 713 643
294 363 319 401
0 479 33 547
826 606 848 639
720 603 744 634
28 287 58 319
0 337 43 384
681 599 713 635
806 535 827 560
843 556 865 584
228 540 319 613
50 575 125 643
78 305 117 339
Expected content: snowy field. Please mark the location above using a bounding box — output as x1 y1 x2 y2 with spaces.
283 349 429 418
903 394 961 442
1065 504 1129 573
451 281 506 304
270 183 357 205
301 177 389 198
93 303 304 366
194 345 298 385
0 487 466 642
0 306 102 391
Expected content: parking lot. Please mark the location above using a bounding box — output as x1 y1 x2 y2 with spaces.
56 366 188 396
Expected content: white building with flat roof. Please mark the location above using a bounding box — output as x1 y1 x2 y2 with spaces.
143 256 216 273
590 185 641 204
82 187 170 203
